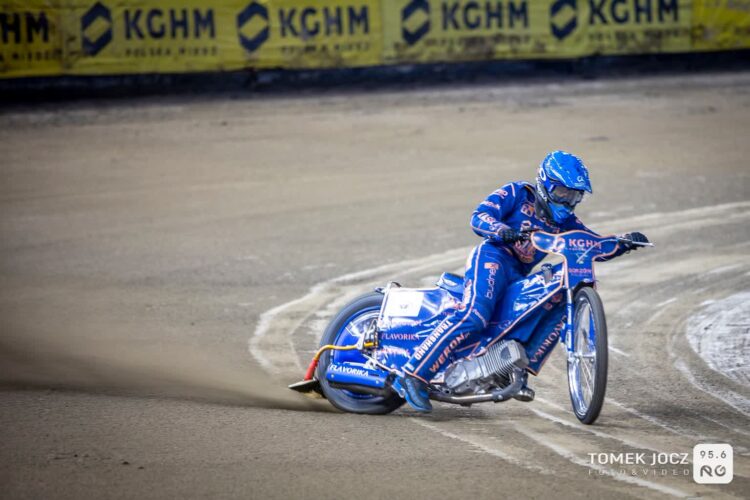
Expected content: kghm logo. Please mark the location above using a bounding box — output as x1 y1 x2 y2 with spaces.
237 1 269 54
236 2 370 53
402 0 430 46
550 0 576 40
81 2 112 55
0 12 50 44
550 0 679 40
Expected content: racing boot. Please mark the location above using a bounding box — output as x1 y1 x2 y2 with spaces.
513 373 535 403
392 375 433 412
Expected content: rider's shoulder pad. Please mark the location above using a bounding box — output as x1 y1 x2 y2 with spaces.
493 181 530 199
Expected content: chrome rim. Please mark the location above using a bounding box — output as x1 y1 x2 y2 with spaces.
340 310 379 341
568 299 596 416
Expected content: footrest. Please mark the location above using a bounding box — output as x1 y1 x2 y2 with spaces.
288 379 324 399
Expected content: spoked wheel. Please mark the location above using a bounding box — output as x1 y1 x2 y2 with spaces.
317 292 404 415
567 286 608 425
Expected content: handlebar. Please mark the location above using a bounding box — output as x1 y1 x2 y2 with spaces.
521 227 654 247
616 237 655 247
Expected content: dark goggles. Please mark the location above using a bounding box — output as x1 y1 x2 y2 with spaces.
548 184 585 206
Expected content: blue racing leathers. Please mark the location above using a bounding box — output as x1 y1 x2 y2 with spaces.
403 181 629 383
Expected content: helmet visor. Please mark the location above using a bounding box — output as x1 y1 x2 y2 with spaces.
548 184 585 207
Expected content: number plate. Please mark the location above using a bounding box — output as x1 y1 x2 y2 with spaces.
383 290 423 317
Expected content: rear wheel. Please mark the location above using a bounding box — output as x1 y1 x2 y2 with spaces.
567 286 608 425
317 292 404 415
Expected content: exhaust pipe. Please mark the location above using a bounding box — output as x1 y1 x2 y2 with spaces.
429 369 525 406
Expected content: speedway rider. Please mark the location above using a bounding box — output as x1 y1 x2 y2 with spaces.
393 151 649 412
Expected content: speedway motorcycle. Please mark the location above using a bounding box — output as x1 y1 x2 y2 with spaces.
290 230 652 424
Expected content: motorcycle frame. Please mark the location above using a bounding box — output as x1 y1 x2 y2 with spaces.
316 231 650 398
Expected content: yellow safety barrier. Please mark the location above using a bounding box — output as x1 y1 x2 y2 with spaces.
692 0 750 51
383 0 692 63
1 2 65 78
0 0 748 78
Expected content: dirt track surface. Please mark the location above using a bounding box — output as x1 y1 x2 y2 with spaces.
1 73 749 499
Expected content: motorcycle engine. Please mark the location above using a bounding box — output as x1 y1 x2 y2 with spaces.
444 340 529 395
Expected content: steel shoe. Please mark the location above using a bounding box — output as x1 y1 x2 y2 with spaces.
513 371 535 402
513 385 535 402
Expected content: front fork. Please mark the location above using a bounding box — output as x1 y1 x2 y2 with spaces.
564 288 575 360
563 286 597 362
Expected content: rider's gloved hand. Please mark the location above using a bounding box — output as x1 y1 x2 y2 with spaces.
496 228 529 244
620 231 649 251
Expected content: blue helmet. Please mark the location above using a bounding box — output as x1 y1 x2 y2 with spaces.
535 151 592 224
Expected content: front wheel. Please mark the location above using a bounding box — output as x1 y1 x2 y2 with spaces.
317 292 404 415
567 286 608 425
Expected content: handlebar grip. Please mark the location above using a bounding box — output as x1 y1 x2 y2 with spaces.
617 238 654 247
